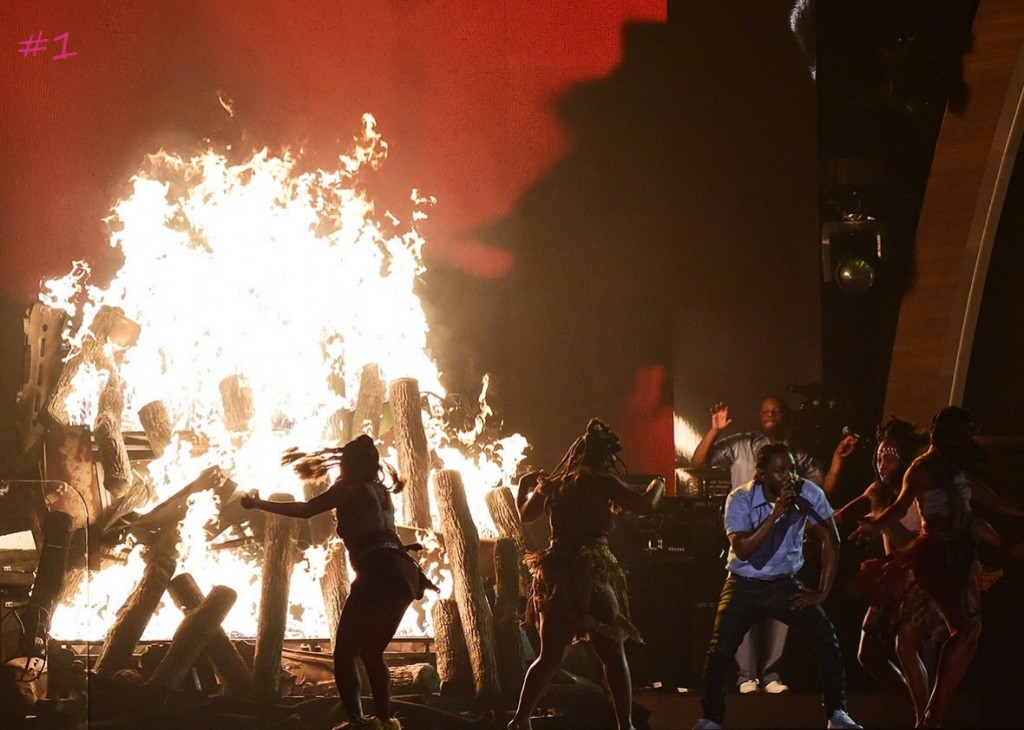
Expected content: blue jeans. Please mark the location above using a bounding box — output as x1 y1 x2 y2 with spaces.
700 574 848 724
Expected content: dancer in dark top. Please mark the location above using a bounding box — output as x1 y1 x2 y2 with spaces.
507 418 665 730
242 434 435 730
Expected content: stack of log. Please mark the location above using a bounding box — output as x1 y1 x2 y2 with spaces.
9 302 559 723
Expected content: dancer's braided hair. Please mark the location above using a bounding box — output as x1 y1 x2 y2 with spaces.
548 418 626 479
281 434 405 492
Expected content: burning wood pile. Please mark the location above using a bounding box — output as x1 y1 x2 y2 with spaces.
1 304 566 729
0 129 632 729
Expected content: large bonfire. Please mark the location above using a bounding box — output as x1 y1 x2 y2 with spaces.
37 115 529 643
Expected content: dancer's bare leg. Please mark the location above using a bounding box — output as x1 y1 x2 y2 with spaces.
508 610 574 730
922 586 982 727
858 626 912 704
894 622 930 726
360 601 412 721
591 633 635 730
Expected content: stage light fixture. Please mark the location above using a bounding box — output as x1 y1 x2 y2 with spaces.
821 217 886 294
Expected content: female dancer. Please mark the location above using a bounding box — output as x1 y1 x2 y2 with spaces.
831 417 940 723
508 419 665 730
242 434 435 730
851 407 1024 726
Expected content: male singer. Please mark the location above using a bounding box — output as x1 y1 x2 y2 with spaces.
692 443 860 730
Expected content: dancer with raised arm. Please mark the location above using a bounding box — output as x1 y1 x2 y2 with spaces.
507 418 665 730
242 434 436 730
850 406 1024 727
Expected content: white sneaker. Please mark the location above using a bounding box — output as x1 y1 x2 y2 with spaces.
763 679 789 694
693 720 723 730
827 709 862 728
738 679 759 693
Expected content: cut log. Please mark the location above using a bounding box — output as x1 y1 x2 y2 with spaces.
16 303 68 453
303 479 350 634
41 426 100 529
252 493 298 698
138 401 173 458
430 598 472 697
148 585 237 690
93 370 132 496
485 486 547 553
352 363 386 438
41 305 137 428
16 511 75 658
485 486 542 596
493 538 525 701
219 374 255 433
96 471 155 536
167 574 252 694
93 539 177 676
433 470 501 703
387 662 441 695
389 378 432 529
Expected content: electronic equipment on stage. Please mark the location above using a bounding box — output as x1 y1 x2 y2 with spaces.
675 466 732 500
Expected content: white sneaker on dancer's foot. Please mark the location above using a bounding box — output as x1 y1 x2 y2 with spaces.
763 679 789 694
738 679 759 693
827 709 862 728
693 720 723 730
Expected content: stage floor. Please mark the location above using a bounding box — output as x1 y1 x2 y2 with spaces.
634 689 991 729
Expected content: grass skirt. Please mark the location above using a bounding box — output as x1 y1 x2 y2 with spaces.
524 542 641 644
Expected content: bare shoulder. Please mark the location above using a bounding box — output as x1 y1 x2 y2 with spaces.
904 459 938 492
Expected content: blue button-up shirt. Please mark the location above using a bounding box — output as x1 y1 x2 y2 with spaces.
723 479 834 579
708 430 824 488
